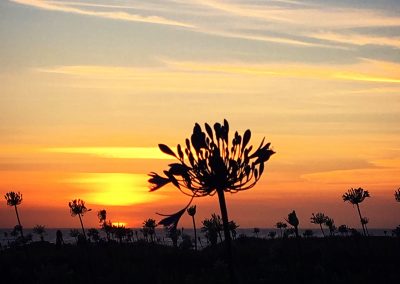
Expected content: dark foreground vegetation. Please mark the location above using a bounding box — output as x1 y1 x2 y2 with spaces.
1 236 398 284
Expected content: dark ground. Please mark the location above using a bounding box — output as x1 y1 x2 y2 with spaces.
0 236 398 284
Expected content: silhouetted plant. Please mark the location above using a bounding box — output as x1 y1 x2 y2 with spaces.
180 233 193 250
342 187 370 236
201 214 222 246
70 229 81 243
310 212 328 237
253 227 260 238
349 228 361 237
98 209 112 241
394 188 400 202
392 225 400 237
276 221 287 238
268 231 277 239
4 191 24 238
87 228 100 243
303 229 314 238
113 225 128 243
165 227 181 248
187 205 198 250
361 217 370 236
286 210 299 238
149 119 274 276
68 199 91 240
142 218 157 242
324 217 336 236
338 224 349 236
126 228 134 242
284 228 295 238
33 224 46 241
229 220 239 240
56 229 64 248
98 209 107 224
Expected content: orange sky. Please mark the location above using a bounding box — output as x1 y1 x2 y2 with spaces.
0 0 399 229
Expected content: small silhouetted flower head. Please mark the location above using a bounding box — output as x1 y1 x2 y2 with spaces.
4 191 23 206
187 205 196 217
97 209 107 223
395 188 400 202
342 187 370 205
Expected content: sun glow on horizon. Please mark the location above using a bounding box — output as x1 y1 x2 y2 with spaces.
65 173 160 206
111 221 127 227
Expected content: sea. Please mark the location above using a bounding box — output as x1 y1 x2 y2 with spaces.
0 227 393 248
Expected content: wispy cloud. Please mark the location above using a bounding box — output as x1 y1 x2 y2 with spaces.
10 0 193 27
36 58 400 85
196 0 400 28
311 32 400 49
162 58 400 84
44 147 172 159
11 0 400 51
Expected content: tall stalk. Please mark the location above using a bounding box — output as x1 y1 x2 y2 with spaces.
356 204 367 236
191 215 197 251
14 205 24 238
217 188 234 283
78 213 86 239
319 224 325 237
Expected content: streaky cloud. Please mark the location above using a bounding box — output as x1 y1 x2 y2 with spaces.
10 0 193 28
311 32 400 49
43 147 173 160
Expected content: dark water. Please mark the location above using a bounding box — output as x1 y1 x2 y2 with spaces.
0 227 393 247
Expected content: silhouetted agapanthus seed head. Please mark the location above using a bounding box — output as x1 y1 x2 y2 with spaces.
310 212 328 225
149 119 275 197
342 187 370 205
68 199 91 217
4 191 23 206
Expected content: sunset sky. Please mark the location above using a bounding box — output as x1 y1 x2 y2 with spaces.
1 0 399 229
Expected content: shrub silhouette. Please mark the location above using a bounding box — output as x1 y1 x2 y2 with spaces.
342 187 370 236
33 225 46 242
229 220 239 240
142 218 157 242
4 191 24 238
87 228 100 243
68 199 91 240
276 221 287 238
201 214 222 246
268 231 277 239
303 229 314 238
338 224 349 236
286 210 299 238
253 227 260 238
149 119 274 278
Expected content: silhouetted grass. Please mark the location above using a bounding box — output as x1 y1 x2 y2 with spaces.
0 237 398 284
